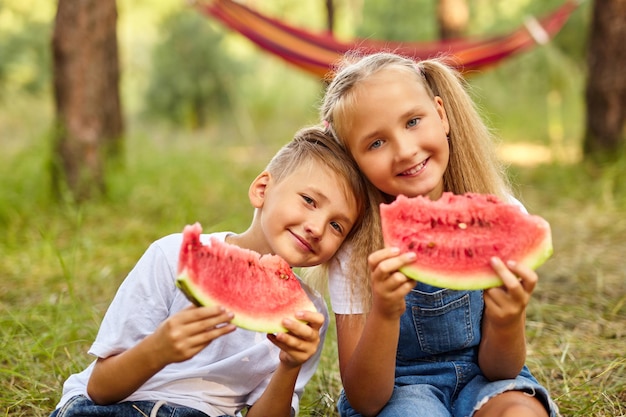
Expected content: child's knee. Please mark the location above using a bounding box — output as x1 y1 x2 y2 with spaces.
473 390 549 417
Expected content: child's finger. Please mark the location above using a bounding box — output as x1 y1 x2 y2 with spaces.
186 323 237 350
506 260 538 294
275 312 323 347
367 247 401 267
489 257 520 289
490 256 538 295
177 305 231 323
173 308 235 338
371 252 416 278
268 328 319 359
292 310 324 331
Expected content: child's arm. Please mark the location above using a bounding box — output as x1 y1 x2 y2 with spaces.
245 310 325 417
478 257 537 381
335 248 417 417
87 305 236 405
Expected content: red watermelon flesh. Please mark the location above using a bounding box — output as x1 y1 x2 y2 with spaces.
380 193 553 290
176 223 317 333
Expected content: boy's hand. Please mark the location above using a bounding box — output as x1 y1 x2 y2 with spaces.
267 310 325 368
368 247 416 320
483 257 537 328
150 305 236 366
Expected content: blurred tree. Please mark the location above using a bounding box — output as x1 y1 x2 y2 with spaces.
437 0 469 39
51 0 123 202
326 0 335 33
583 0 626 161
144 11 239 130
357 0 436 41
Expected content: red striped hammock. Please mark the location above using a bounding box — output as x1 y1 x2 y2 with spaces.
195 0 579 78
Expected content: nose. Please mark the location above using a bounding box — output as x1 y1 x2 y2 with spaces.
393 132 418 162
304 216 324 240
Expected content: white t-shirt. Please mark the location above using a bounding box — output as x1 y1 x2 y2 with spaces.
54 232 329 417
329 196 528 315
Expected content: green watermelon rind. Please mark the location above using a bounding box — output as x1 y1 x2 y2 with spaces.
176 267 317 334
176 223 319 334
399 230 554 290
382 193 554 290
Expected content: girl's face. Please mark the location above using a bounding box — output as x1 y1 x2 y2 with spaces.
250 161 359 267
341 68 450 200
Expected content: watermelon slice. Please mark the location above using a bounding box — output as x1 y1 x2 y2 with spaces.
176 223 317 333
380 193 553 290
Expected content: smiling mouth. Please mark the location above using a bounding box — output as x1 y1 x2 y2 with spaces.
399 158 428 176
292 231 314 253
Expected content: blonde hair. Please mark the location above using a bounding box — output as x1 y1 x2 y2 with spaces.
320 51 512 310
268 125 379 295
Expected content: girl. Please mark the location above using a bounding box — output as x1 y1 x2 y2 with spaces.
319 52 559 417
49 126 376 417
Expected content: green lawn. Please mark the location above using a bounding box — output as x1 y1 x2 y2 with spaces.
1 124 624 416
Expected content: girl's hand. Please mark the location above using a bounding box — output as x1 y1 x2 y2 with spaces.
268 310 325 368
483 257 537 328
368 247 417 320
150 305 236 366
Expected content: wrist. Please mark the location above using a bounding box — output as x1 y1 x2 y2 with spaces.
277 359 303 373
370 303 404 324
139 333 171 371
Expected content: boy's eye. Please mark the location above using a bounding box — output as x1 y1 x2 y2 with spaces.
407 117 419 128
330 221 344 234
302 195 315 206
369 139 383 150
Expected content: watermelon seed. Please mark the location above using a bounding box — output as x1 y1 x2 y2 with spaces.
458 222 467 229
428 242 436 248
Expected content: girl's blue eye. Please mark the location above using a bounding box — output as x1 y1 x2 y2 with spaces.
369 139 383 150
407 118 419 128
302 195 314 205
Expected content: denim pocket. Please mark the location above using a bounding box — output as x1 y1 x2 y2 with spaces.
397 289 481 360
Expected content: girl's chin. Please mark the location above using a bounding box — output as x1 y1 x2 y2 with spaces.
394 186 439 199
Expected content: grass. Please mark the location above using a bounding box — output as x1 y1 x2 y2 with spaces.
1 110 625 417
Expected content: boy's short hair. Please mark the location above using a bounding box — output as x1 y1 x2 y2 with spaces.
265 125 367 239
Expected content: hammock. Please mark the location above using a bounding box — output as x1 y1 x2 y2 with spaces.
195 0 579 78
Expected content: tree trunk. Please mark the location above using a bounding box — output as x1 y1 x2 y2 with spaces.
51 0 123 202
583 0 626 160
326 0 335 33
437 0 469 40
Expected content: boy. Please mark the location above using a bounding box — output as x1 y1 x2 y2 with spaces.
50 125 372 417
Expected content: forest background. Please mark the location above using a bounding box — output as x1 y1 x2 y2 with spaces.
1 0 624 416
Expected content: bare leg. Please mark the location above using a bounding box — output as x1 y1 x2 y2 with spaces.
473 390 549 417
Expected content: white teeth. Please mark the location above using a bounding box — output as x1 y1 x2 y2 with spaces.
402 159 427 176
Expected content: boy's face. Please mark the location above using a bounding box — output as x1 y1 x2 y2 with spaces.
253 161 359 267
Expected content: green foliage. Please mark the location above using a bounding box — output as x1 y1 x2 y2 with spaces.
357 0 437 41
549 0 592 64
143 11 241 129
466 30 585 147
0 5 52 99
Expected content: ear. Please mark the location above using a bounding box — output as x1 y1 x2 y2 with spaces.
434 96 450 136
249 171 271 209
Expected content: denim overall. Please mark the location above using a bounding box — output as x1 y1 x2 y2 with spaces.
337 284 558 417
